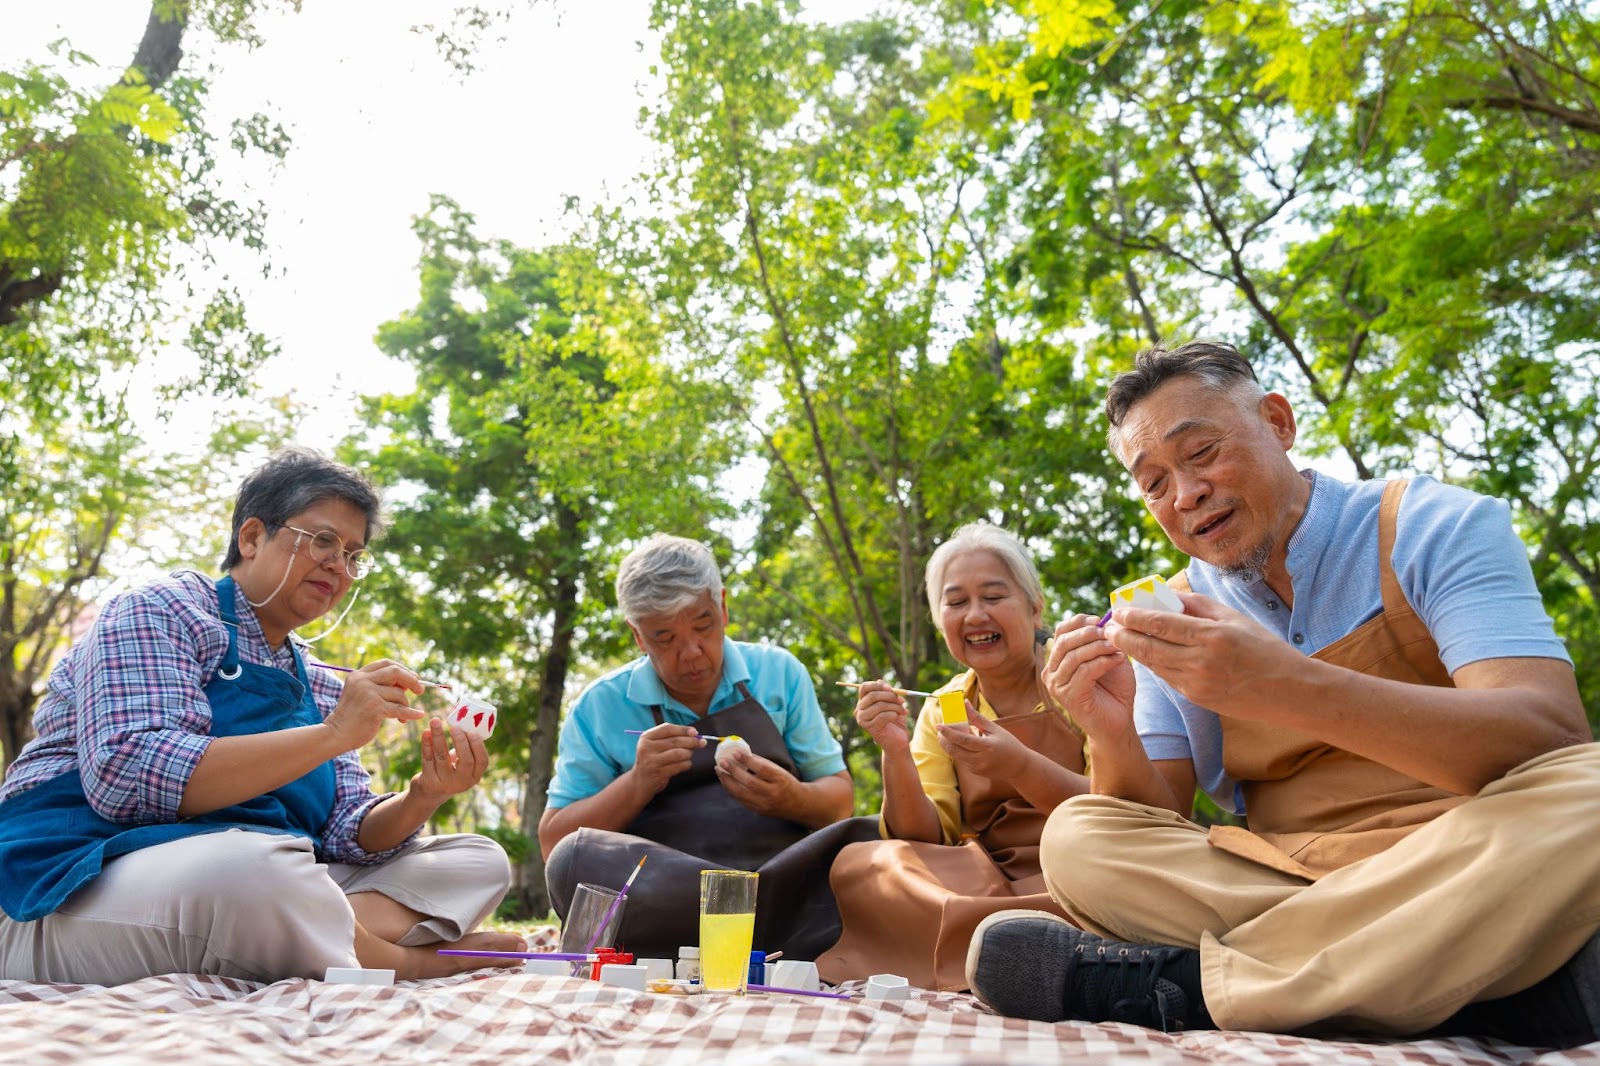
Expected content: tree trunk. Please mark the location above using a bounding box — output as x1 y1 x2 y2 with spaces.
0 681 36 776
514 502 583 918
130 3 188 87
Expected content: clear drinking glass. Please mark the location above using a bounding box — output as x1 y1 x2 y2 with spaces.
560 882 626 954
698 869 758 992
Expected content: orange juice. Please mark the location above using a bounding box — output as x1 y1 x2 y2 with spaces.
699 911 756 990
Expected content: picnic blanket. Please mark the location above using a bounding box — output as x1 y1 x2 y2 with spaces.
2 925 1596 1065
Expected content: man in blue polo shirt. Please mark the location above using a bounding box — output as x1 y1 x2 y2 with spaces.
539 534 872 959
965 341 1600 1047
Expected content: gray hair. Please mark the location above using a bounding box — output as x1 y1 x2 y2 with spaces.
1104 340 1264 461
925 523 1044 622
616 534 724 624
221 446 383 570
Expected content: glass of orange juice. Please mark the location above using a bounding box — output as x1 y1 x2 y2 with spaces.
699 869 758 992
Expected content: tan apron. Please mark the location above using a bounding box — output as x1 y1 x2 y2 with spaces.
1201 479 1469 880
817 681 1086 991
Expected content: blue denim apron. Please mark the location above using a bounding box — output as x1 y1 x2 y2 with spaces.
0 576 337 922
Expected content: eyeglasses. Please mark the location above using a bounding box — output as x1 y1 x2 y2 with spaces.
284 526 376 580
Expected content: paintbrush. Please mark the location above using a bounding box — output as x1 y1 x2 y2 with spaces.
834 680 935 699
624 729 723 740
312 662 452 690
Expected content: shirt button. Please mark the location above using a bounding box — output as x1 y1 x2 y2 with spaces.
1292 633 1305 645
1266 600 1279 610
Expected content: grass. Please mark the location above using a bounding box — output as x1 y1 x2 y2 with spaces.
495 915 561 939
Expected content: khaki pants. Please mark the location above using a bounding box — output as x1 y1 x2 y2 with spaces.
1041 742 1600 1034
0 828 511 985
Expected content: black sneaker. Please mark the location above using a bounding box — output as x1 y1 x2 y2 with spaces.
965 909 1213 1031
1440 932 1600 1049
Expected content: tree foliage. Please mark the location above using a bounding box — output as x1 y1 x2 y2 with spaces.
351 196 732 915
0 1 288 771
932 0 1600 721
643 0 1156 784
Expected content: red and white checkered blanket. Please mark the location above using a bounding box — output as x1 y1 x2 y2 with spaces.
2 969 1595 1065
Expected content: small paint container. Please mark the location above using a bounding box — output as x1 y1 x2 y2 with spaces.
324 967 395 986
865 973 910 1003
522 958 571 976
637 957 674 984
748 950 766 988
599 963 649 991
769 959 820 992
589 948 633 979
677 946 701 983
938 689 967 725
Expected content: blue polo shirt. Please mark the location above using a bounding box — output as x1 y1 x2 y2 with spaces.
1134 472 1572 815
546 638 846 808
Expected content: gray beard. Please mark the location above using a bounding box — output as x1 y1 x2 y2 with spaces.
1215 537 1274 582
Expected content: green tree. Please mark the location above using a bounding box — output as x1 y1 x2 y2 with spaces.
352 196 732 916
947 0 1600 724
644 1 1151 793
1 1 286 771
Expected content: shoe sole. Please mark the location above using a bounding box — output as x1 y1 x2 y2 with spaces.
964 907 1078 1011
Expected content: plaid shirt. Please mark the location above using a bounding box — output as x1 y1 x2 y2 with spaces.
0 570 411 864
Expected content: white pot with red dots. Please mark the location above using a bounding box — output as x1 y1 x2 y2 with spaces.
447 696 497 740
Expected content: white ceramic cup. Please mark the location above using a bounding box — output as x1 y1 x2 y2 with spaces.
522 958 571 976
599 963 649 991
769 959 821 992
446 696 498 740
638 957 675 983
865 973 910 1002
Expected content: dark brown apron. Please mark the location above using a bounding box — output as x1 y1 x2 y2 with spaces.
1200 479 1469 880
817 676 1086 990
624 679 809 868
549 679 880 960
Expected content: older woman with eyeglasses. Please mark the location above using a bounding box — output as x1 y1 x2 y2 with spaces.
817 522 1088 991
0 447 524 985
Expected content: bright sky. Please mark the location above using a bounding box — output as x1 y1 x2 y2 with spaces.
4 0 854 451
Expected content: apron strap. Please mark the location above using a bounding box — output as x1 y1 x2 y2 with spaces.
212 576 244 680
1377 479 1411 618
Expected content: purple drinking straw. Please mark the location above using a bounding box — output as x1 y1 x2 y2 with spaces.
437 950 600 961
748 984 852 999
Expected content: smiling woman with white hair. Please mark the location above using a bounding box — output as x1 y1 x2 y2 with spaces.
817 522 1089 991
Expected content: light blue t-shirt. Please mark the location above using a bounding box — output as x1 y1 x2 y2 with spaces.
1135 472 1572 815
546 637 846 808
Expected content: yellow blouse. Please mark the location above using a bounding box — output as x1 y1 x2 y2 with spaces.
896 667 1084 845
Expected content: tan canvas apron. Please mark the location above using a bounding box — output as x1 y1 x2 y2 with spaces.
1201 478 1469 881
817 679 1086 990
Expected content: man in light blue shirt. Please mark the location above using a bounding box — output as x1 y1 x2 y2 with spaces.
966 341 1600 1048
539 534 867 958
543 639 848 812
